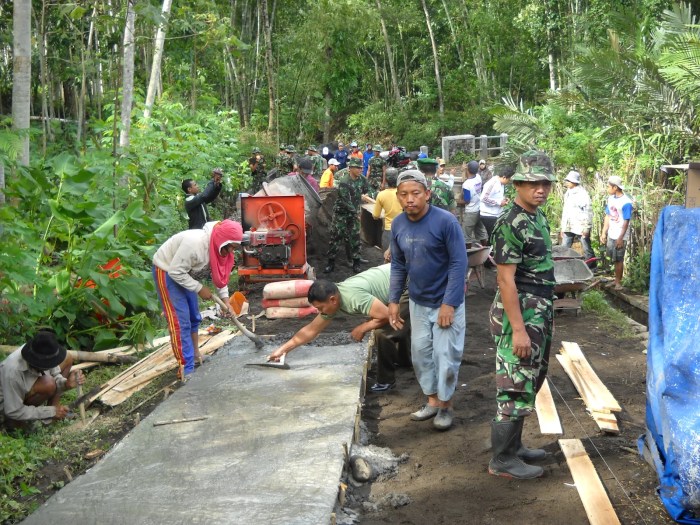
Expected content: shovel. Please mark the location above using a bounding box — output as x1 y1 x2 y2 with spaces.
245 353 290 370
210 294 265 349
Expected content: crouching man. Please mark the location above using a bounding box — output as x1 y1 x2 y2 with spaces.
488 151 556 479
0 329 84 431
268 264 411 393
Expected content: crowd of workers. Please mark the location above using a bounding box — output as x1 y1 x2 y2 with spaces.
1 140 633 483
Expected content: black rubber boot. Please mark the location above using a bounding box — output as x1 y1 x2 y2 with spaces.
515 418 547 461
488 420 544 479
352 260 361 274
323 260 335 273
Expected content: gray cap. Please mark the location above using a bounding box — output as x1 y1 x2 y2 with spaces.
467 160 480 175
396 170 429 189
299 158 313 174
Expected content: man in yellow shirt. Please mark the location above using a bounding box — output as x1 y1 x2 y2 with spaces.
372 168 403 249
320 158 340 188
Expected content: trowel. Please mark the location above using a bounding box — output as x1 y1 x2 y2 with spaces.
245 353 290 370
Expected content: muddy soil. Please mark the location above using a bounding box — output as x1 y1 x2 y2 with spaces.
358 269 672 525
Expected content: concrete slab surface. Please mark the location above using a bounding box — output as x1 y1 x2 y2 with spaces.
23 338 366 525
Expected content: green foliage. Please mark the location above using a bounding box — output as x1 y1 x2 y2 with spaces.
623 250 652 292
0 430 60 523
581 290 635 337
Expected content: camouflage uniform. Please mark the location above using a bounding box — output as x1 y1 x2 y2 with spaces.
327 165 369 263
275 151 287 171
489 157 556 422
430 178 455 211
367 155 386 198
307 147 323 178
280 153 295 175
249 153 267 193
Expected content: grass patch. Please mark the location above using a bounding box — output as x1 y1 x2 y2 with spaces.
581 290 635 338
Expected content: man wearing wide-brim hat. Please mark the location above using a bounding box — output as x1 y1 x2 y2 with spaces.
0 329 84 431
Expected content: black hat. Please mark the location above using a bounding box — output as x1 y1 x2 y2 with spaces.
299 158 314 174
22 329 66 370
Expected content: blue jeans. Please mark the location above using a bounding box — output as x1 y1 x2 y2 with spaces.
409 300 466 402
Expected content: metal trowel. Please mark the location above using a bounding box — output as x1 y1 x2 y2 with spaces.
245 353 290 370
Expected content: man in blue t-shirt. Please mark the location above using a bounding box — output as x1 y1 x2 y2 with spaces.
388 170 467 431
333 142 349 170
362 143 374 176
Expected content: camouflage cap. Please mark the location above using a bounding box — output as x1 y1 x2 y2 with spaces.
511 150 556 182
285 144 296 153
348 157 363 168
252 147 261 153
308 144 318 152
372 144 382 152
279 144 285 150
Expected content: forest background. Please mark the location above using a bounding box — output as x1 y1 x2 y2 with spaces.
1 0 699 350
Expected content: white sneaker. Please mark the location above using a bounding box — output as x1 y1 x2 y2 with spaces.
410 405 440 421
433 408 454 430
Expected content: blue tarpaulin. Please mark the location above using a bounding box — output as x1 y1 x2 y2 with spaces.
641 206 700 524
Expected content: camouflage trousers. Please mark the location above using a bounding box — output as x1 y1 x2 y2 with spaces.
367 176 382 199
327 213 360 261
489 290 553 421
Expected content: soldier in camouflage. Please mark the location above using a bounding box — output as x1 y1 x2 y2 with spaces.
488 150 557 481
366 144 387 198
307 145 324 179
417 157 455 213
324 157 370 275
248 147 267 193
275 144 287 171
281 145 296 174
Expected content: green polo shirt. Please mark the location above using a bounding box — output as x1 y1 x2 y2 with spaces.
321 264 390 319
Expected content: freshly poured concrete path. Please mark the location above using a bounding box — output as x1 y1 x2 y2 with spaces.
24 338 367 525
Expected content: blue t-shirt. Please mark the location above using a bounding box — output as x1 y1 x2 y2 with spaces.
389 205 467 308
334 149 349 169
362 150 374 176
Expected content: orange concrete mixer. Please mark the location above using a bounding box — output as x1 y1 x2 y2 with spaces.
238 195 314 282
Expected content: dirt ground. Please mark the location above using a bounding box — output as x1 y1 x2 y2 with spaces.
17 239 674 525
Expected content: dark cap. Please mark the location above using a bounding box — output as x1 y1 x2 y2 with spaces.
348 157 363 168
22 329 67 370
467 160 480 175
416 158 439 167
396 170 429 189
299 158 314 174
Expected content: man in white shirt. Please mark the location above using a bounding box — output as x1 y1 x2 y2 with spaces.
480 167 513 241
560 170 594 260
460 160 487 247
600 176 633 289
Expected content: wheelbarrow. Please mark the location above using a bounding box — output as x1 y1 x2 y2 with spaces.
466 245 492 294
553 258 594 315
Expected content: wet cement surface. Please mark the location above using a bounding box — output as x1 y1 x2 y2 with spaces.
23 338 366 525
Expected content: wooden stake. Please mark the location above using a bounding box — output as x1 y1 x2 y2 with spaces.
152 416 209 427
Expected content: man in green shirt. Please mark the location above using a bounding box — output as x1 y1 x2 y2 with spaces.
268 264 410 392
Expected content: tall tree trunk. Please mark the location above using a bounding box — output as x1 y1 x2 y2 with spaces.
261 0 276 132
0 163 5 206
33 1 52 154
441 0 463 62
323 87 332 144
420 0 444 118
144 0 173 119
119 0 136 149
376 0 401 104
12 0 31 167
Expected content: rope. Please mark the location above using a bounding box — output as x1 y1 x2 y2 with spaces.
547 376 651 525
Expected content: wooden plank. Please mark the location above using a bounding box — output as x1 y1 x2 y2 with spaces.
99 331 237 406
559 439 621 525
535 379 563 435
561 342 621 412
555 354 608 413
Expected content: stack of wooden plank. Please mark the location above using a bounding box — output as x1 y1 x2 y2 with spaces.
86 330 236 407
556 341 622 433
